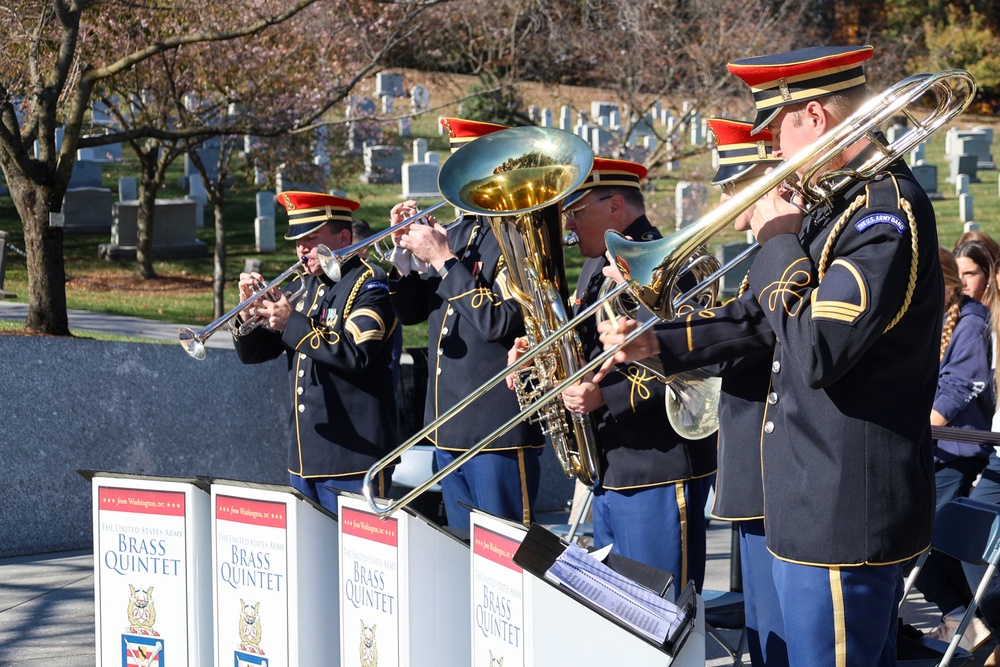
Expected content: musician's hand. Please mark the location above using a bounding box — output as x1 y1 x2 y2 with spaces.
602 251 626 284
562 374 605 414
390 200 419 246
237 272 264 322
506 337 530 390
749 179 804 244
255 293 293 332
597 317 659 364
398 222 454 268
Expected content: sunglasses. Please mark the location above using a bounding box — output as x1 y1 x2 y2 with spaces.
562 195 612 221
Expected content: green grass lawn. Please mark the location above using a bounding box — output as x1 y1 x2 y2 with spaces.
0 113 997 351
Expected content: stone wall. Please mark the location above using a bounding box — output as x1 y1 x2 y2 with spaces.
0 336 288 557
0 336 574 557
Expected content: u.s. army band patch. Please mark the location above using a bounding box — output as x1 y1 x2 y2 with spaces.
854 212 905 234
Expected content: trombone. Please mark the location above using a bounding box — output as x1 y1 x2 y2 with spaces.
178 245 341 360
363 69 976 518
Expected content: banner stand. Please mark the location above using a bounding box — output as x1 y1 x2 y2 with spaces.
338 493 471 665
208 478 340 667
83 470 212 667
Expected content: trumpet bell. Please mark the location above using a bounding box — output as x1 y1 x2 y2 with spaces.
177 327 206 361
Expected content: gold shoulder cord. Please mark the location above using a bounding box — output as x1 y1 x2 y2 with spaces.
738 183 919 333
817 188 918 333
343 259 376 321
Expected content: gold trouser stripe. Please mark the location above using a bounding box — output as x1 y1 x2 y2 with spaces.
518 449 530 526
675 483 688 586
377 470 386 498
830 567 847 667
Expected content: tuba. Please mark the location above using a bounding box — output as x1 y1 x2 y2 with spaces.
439 126 602 485
594 246 723 440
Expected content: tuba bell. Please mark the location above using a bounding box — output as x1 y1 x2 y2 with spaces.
438 126 602 485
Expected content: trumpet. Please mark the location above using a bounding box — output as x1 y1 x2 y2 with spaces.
323 200 451 280
362 69 976 518
178 244 339 360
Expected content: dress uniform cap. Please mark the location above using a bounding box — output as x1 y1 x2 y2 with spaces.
278 191 360 240
727 45 873 134
562 157 647 207
706 118 781 185
440 117 509 153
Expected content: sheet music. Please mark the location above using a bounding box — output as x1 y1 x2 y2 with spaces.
543 542 686 644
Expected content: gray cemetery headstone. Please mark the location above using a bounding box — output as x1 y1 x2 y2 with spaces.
958 135 995 169
667 117 678 134
275 164 325 193
712 148 720 170
398 117 412 138
660 108 672 126
346 97 381 153
410 85 430 113
425 153 440 167
187 174 207 228
255 191 276 254
960 192 974 223
375 73 405 98
540 108 553 128
591 101 619 120
381 95 394 114
964 222 980 234
438 115 447 135
560 106 573 131
690 119 703 146
956 173 970 196
68 160 103 189
574 122 592 142
184 146 221 182
101 199 207 259
715 241 755 299
666 159 681 172
682 100 693 114
413 138 428 164
910 143 926 165
643 135 658 152
77 148 96 161
62 188 113 235
256 191 276 220
590 126 615 157
118 176 138 202
597 114 610 129
911 163 939 199
244 258 265 274
949 154 979 184
362 145 403 185
528 106 539 122
675 182 708 230
609 110 621 129
621 145 649 165
402 163 440 199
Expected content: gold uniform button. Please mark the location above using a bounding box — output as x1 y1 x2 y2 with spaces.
772 360 781 373
441 327 449 335
298 370 305 377
300 353 307 360
768 392 778 405
298 404 305 413
297 387 304 395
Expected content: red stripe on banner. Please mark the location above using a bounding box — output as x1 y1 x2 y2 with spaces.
98 487 185 517
473 525 523 573
341 507 397 546
215 495 287 529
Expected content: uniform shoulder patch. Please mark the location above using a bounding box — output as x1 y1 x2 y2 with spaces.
364 280 389 292
854 212 905 235
812 258 869 324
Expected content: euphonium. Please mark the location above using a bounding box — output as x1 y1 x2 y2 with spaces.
439 126 602 485
595 247 723 440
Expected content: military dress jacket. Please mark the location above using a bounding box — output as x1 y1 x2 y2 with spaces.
650 159 940 565
390 215 544 452
575 215 716 491
234 256 399 479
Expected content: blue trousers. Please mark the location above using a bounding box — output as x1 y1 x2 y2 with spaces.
435 447 541 532
772 559 902 667
592 476 710 592
288 470 391 516
739 519 788 667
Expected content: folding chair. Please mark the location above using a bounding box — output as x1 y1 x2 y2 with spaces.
703 588 747 666
899 496 1000 667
